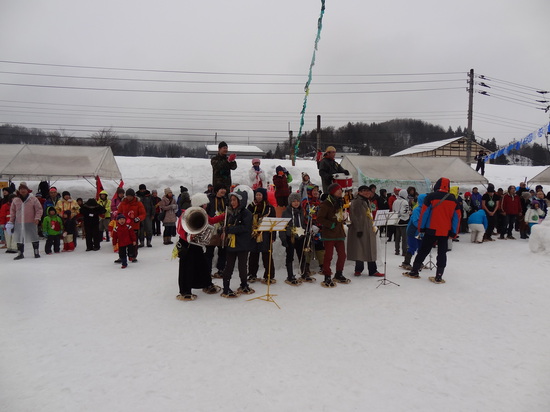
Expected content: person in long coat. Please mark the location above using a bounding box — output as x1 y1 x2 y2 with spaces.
347 186 384 277
211 141 237 189
10 182 43 260
159 188 178 245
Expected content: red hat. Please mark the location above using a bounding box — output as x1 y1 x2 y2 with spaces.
328 183 342 195
464 192 471 197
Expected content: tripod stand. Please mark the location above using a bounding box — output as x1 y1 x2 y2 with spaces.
373 210 400 288
248 217 290 309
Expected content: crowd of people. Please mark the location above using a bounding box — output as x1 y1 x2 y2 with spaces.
1 142 549 301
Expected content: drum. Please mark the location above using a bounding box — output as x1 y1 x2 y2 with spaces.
333 173 353 190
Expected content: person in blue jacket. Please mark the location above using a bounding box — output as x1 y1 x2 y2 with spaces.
400 193 426 270
467 209 488 243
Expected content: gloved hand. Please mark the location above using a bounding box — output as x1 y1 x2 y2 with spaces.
228 153 237 162
134 217 141 223
311 225 320 234
357 231 363 238
5 222 14 233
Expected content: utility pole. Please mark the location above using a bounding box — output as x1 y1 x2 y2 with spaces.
289 129 295 166
466 69 474 164
316 115 321 152
214 132 218 146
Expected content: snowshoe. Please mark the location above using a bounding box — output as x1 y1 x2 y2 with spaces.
402 271 421 279
220 290 239 299
177 294 197 301
260 277 277 285
202 284 221 294
321 276 337 288
300 274 315 283
333 273 351 284
247 275 258 283
429 275 445 284
212 271 223 279
399 263 413 270
237 285 255 295
284 277 302 286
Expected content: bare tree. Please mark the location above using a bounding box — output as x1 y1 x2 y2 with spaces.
90 127 120 153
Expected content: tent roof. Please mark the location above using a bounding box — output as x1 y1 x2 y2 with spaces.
340 155 488 187
0 144 122 180
391 136 463 157
528 166 550 185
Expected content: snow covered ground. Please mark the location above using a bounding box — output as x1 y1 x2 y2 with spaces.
1 157 550 411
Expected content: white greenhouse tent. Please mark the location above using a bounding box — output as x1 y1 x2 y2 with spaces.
0 145 122 181
339 155 488 193
527 166 550 186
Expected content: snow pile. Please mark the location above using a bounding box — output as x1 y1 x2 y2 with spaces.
529 219 550 254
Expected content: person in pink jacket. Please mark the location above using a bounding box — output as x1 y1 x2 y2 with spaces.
10 182 43 260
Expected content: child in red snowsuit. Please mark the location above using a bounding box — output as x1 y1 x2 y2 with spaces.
112 215 137 268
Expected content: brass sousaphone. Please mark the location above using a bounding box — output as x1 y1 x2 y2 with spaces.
182 207 215 246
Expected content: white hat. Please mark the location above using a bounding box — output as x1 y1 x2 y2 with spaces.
191 193 210 208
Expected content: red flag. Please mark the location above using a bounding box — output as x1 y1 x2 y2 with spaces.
95 175 104 200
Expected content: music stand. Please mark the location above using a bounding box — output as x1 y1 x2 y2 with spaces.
373 210 400 288
247 217 290 309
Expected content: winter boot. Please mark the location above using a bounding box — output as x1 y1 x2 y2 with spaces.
429 274 446 284
146 235 152 247
13 243 24 260
163 236 170 245
333 271 351 284
321 275 336 288
400 252 413 270
285 275 301 286
32 241 40 258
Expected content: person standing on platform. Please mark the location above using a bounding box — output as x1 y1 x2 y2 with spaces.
211 141 237 189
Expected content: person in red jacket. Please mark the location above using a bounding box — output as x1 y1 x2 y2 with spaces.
403 177 460 284
273 165 291 208
112 214 137 268
116 188 146 262
500 185 522 239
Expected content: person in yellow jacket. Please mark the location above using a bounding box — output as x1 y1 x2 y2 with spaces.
55 191 80 218
97 190 112 242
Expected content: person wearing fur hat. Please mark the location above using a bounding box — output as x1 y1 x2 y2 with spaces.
317 183 349 287
247 187 276 284
317 146 349 194
117 189 146 261
174 193 226 301
158 188 178 245
280 192 307 285
221 190 255 298
348 186 384 277
211 141 237 189
55 191 80 219
10 182 43 260
249 158 267 190
80 198 106 251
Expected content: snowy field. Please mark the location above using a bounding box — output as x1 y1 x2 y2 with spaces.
1 157 550 411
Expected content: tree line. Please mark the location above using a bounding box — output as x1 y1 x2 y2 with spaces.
1 121 548 165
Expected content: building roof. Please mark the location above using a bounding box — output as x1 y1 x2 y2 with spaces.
205 144 264 154
391 136 464 157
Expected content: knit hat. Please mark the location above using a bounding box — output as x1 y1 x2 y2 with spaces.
180 186 188 193
18 182 29 191
328 183 342 196
49 186 57 192
276 165 284 174
164 187 173 195
62 191 70 198
191 193 210 208
288 192 301 204
139 184 146 190
214 183 227 193
487 183 495 193
325 146 336 153
464 192 471 197
252 158 261 165
125 188 135 197
218 141 228 149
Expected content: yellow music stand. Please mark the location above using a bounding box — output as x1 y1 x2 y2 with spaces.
247 217 290 309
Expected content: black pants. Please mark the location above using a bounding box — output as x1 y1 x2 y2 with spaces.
45 234 61 254
501 214 517 237
412 234 449 275
127 230 139 259
484 214 497 239
285 236 306 277
475 162 485 176
205 245 227 275
84 221 102 250
179 242 211 295
118 245 128 266
248 250 275 279
152 215 161 235
223 251 249 292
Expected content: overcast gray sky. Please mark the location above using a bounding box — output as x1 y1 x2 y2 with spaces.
1 0 548 151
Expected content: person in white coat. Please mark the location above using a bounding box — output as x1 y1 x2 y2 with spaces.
392 189 410 255
248 158 267 190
